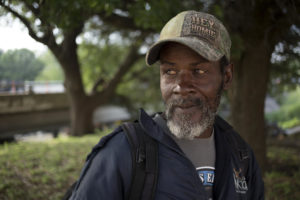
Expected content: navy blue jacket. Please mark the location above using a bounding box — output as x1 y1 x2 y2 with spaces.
70 109 264 200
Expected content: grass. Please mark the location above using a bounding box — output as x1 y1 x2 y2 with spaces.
265 145 300 200
0 131 299 200
0 132 108 200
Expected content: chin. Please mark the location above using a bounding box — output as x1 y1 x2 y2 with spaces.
167 119 207 140
173 108 205 123
167 111 215 140
165 97 217 139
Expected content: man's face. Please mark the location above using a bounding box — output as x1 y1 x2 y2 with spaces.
159 43 226 139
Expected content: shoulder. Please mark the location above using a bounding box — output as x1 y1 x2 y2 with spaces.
87 126 132 165
70 127 133 199
214 115 250 151
87 128 133 179
214 115 262 173
214 115 257 170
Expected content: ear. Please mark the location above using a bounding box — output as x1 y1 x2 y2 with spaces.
223 63 234 90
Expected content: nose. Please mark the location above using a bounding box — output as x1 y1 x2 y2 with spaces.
173 71 195 96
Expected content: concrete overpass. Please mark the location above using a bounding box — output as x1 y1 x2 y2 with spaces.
0 92 132 140
0 93 70 140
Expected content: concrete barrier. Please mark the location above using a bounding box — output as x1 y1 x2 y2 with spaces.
0 93 70 139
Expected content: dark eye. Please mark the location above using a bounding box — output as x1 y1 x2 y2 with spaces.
194 69 206 75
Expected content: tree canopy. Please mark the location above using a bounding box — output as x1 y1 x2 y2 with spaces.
0 48 44 81
267 87 300 129
36 51 64 81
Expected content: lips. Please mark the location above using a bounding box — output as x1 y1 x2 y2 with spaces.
176 104 197 109
174 104 200 113
166 98 204 117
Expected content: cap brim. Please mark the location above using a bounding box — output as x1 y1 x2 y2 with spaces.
145 37 223 66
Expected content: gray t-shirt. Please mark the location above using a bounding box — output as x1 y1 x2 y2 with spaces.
154 114 216 200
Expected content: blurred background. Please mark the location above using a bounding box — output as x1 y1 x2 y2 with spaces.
0 0 299 199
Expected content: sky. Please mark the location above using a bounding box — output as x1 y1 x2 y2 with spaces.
0 18 47 54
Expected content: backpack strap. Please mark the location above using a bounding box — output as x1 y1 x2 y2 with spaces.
121 122 158 200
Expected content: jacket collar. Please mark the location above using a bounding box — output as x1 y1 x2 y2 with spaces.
138 108 185 156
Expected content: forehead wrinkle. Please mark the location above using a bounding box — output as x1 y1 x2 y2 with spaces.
160 59 175 65
189 61 207 66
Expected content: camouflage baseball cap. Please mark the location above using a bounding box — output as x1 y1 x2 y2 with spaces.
146 11 231 66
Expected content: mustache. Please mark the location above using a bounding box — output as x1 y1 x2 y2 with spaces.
166 98 203 108
165 98 204 120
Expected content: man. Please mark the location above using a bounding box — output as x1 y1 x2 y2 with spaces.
70 11 264 200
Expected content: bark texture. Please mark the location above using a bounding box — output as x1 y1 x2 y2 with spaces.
230 42 273 172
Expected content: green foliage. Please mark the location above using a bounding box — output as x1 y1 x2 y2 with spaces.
0 49 45 81
79 42 162 111
5 0 101 30
78 43 127 92
265 146 300 199
117 60 162 111
267 88 300 129
129 0 192 31
270 55 300 95
280 118 300 129
0 132 108 200
36 51 64 81
265 171 300 199
1 0 203 35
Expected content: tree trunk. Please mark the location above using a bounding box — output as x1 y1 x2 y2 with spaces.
230 41 272 172
49 40 142 136
69 96 95 135
50 41 96 136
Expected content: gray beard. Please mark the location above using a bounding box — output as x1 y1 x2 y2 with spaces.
165 98 216 140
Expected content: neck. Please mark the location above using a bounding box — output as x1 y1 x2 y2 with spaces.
195 126 214 139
